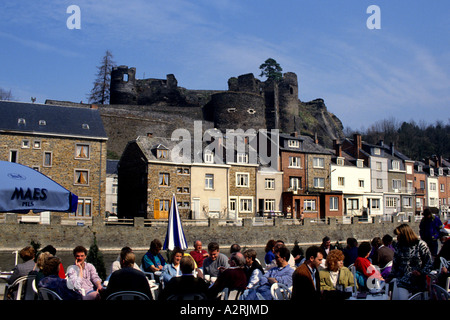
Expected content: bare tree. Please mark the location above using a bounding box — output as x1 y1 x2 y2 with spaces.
0 88 13 101
87 50 115 104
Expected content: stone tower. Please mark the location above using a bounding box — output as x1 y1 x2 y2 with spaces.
110 66 137 105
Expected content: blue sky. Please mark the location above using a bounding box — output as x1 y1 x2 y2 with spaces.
0 1 449 130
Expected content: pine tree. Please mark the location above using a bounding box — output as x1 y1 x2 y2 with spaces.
259 58 283 82
87 50 115 104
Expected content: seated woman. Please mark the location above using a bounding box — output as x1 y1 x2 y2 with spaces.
161 247 184 286
354 242 384 291
320 249 355 292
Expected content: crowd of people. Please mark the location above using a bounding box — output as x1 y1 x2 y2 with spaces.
6 209 450 301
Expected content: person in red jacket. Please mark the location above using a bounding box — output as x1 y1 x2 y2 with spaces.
189 240 209 269
354 241 383 290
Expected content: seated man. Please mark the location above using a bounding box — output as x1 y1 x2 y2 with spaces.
101 251 153 300
244 246 294 300
66 246 103 300
158 256 209 300
190 240 209 270
141 239 166 277
38 256 82 300
207 252 248 299
202 242 229 278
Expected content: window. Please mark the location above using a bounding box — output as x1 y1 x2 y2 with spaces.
304 200 316 211
43 152 52 167
205 174 214 189
33 140 41 149
313 157 324 168
376 179 383 189
289 177 301 191
265 178 275 190
237 153 248 164
403 197 412 208
157 149 168 159
336 158 344 166
74 170 89 185
392 160 400 171
420 180 425 190
371 199 380 210
73 198 92 217
289 156 301 168
376 162 382 171
430 183 436 191
430 168 434 176
347 199 359 210
9 150 18 163
177 167 190 175
406 165 413 174
112 183 118 194
22 140 30 148
338 177 345 187
204 151 214 163
357 159 364 168
386 197 397 208
159 173 170 186
264 199 275 212
440 184 445 192
330 197 339 211
75 144 90 159
314 177 325 188
160 200 170 212
358 179 365 188
239 198 253 212
236 173 249 187
373 148 380 155
288 140 300 148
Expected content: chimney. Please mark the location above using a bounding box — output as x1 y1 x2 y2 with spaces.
314 132 319 144
353 134 362 159
390 142 395 156
291 132 298 137
333 140 342 157
378 140 384 147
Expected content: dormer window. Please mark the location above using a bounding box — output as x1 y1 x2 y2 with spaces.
337 158 344 166
392 160 400 171
18 118 26 125
418 165 423 172
204 150 214 164
357 159 364 168
157 149 168 159
82 123 89 130
39 120 46 126
237 153 248 164
373 148 380 155
439 168 443 176
430 168 434 176
288 140 300 148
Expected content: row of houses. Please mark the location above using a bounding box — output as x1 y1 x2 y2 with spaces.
1 101 449 222
117 128 450 221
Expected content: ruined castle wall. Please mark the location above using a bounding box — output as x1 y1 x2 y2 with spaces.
211 92 266 132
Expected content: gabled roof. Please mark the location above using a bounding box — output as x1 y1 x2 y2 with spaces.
0 101 107 140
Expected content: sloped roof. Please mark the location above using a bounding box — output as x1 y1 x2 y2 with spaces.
0 101 107 139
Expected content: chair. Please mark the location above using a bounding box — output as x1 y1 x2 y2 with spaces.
4 274 36 300
439 257 450 292
166 293 207 300
430 284 450 300
408 291 428 300
217 288 244 300
270 283 292 300
105 291 151 300
38 287 63 300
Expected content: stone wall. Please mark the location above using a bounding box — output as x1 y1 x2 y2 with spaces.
0 213 419 251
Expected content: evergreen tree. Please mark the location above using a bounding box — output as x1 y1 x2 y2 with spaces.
259 58 283 82
87 50 115 104
86 232 107 281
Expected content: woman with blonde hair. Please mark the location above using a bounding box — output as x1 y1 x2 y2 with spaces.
320 249 355 292
387 223 433 300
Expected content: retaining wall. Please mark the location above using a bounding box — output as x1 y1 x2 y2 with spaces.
0 213 419 251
